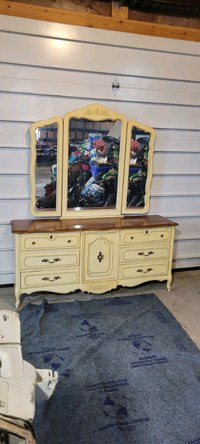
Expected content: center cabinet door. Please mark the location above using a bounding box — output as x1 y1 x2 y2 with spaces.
83 232 118 281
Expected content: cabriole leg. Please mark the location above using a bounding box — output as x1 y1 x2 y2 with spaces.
15 288 21 309
167 278 172 292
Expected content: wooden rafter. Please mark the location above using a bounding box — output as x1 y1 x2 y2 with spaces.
0 0 200 41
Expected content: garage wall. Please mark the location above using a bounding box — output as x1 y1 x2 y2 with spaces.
0 15 200 284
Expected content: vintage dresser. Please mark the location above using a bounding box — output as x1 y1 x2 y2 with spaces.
11 104 178 307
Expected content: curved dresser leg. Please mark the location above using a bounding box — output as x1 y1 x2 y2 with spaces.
167 278 172 292
15 289 21 309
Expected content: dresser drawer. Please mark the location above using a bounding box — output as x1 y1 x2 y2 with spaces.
120 244 170 263
120 228 171 245
21 232 80 250
21 250 79 269
119 261 169 280
21 268 80 288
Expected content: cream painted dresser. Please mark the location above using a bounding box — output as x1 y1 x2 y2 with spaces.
11 215 178 308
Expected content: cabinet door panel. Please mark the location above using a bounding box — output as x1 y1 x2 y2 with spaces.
83 232 117 280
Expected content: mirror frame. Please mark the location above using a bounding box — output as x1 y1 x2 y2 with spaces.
62 104 127 219
30 116 63 217
122 120 156 215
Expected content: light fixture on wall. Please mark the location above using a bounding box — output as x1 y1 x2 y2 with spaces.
112 77 120 96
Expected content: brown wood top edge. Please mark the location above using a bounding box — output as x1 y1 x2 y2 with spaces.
10 216 178 233
1 0 200 42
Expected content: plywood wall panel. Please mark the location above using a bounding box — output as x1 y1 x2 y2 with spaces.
0 250 14 273
173 258 200 269
0 122 30 148
0 176 30 199
153 153 200 175
1 64 200 106
0 149 30 175
151 175 200 196
155 133 200 152
0 272 15 285
1 94 200 129
1 15 200 56
0 224 14 250
149 196 200 217
0 32 200 81
173 218 200 240
0 199 32 224
174 239 200 259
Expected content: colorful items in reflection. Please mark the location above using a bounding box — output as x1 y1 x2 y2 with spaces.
127 131 150 208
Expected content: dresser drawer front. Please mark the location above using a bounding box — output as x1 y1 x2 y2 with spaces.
21 233 80 250
120 244 170 263
120 228 171 245
21 269 79 287
119 261 169 279
21 250 80 269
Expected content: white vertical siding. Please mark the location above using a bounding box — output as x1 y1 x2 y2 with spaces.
0 15 200 284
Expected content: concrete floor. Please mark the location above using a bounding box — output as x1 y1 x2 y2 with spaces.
0 268 200 349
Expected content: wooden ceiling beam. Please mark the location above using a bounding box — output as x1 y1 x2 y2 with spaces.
111 1 128 19
0 0 200 42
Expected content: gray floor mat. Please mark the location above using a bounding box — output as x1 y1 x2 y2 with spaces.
19 293 200 444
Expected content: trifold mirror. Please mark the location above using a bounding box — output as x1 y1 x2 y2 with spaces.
30 105 156 218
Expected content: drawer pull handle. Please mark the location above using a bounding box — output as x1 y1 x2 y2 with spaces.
97 251 104 263
138 251 154 257
130 236 134 240
67 240 71 243
50 235 53 239
161 234 164 238
32 241 36 245
137 268 153 274
41 258 61 264
42 276 61 282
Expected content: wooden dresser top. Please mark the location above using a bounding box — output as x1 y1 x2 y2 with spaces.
11 215 178 234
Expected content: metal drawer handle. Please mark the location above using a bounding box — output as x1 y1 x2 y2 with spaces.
42 276 61 282
137 268 153 274
41 258 61 264
138 251 154 257
97 251 104 263
32 241 36 245
67 240 72 243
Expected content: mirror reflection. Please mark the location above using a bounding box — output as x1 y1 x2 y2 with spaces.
35 124 58 210
127 127 151 208
67 118 121 209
